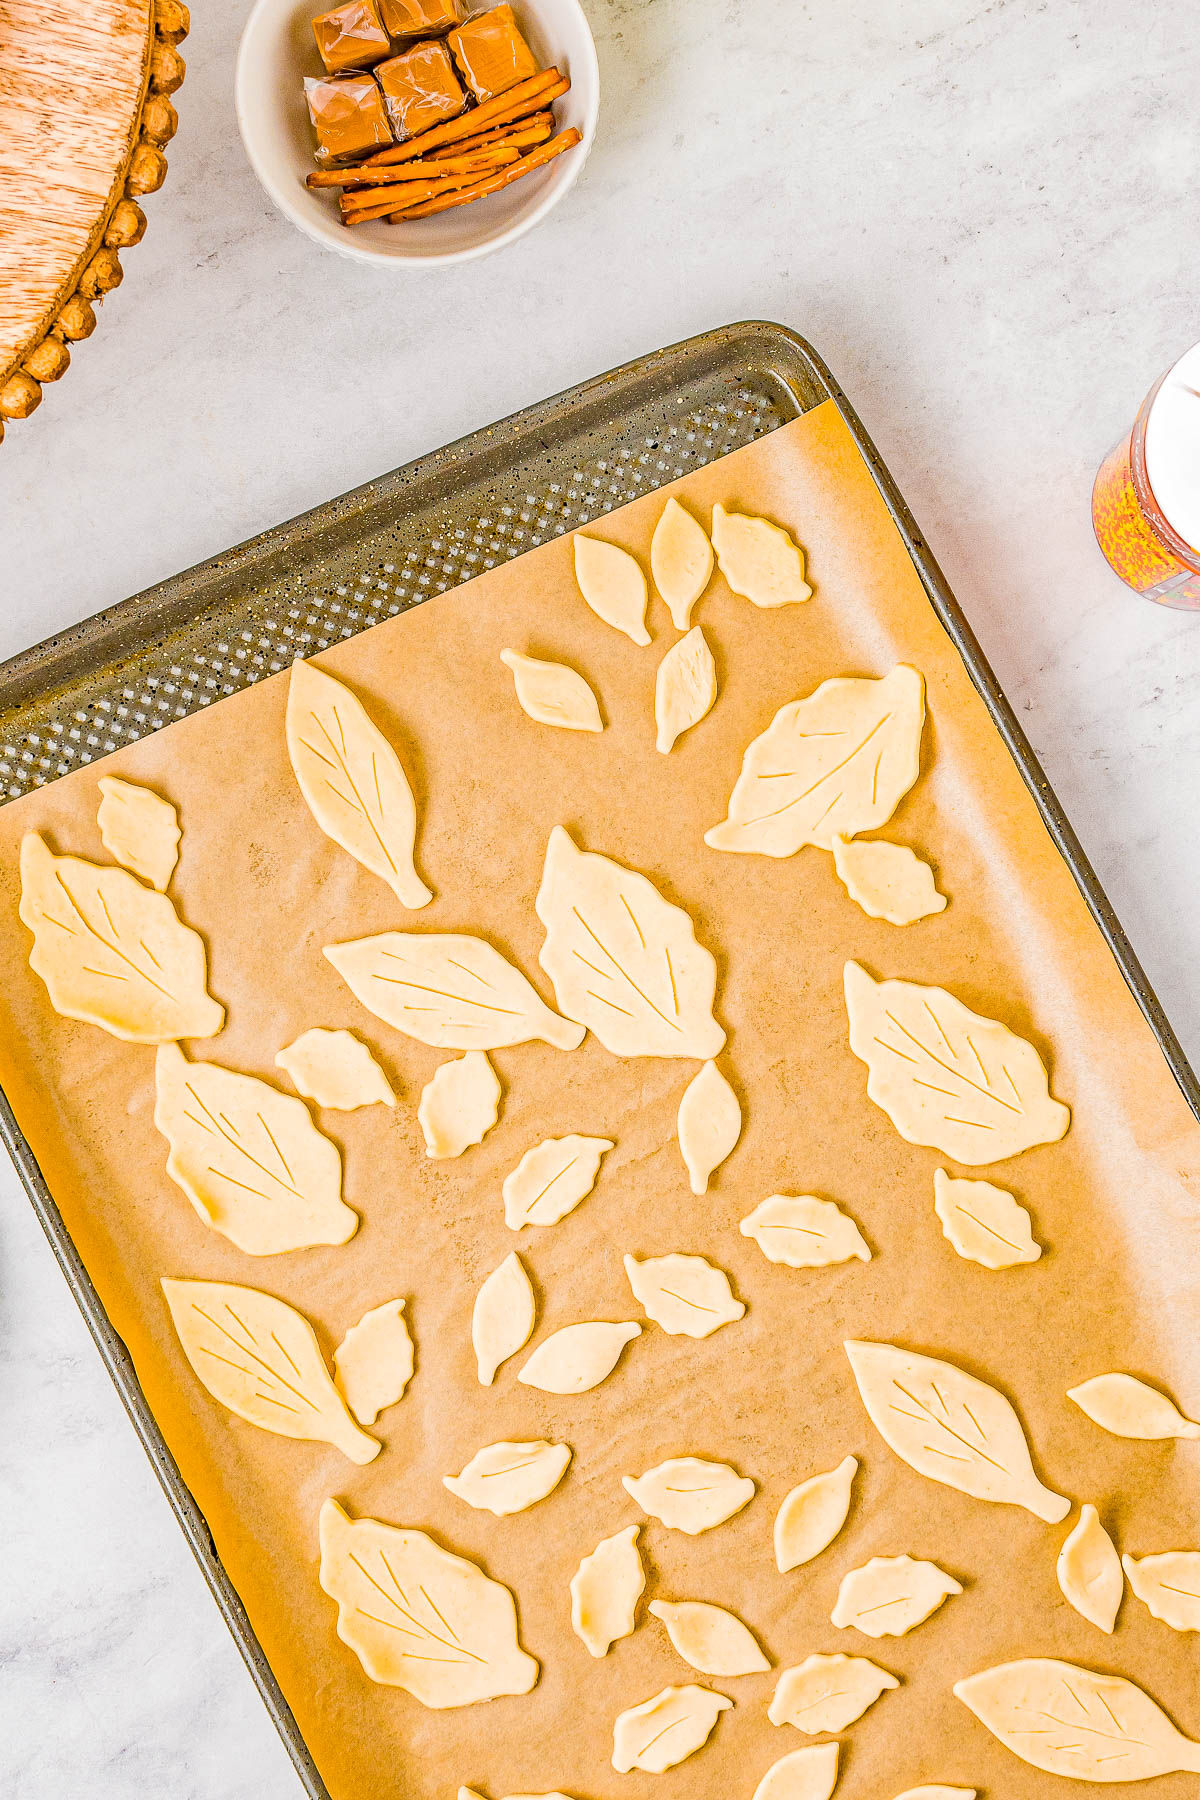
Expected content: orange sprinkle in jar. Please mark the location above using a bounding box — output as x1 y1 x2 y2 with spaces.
1092 343 1200 609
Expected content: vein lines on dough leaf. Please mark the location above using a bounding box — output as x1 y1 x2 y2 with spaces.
182 1083 306 1201
660 1285 716 1313
957 1205 1022 1252
889 1380 1005 1473
81 965 125 979
310 706 399 878
348 1551 483 1663
191 1304 317 1411
881 1011 1022 1117
479 1455 542 1477
373 965 520 1018
1160 1581 1200 1596
746 713 892 824
586 987 635 1017
51 869 175 998
637 1716 689 1759
521 1155 583 1218
447 957 490 988
570 906 681 1032
621 894 645 949
271 1330 304 1380
792 1688 850 1714
1015 1701 1146 1750
258 1114 295 1186
855 1594 915 1616
924 1001 954 1055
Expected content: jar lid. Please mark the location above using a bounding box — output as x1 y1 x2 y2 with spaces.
1144 342 1200 554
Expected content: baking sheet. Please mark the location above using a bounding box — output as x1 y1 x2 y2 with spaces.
2 400 1199 1799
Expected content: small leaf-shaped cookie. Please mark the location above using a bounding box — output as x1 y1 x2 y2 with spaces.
472 1251 536 1385
741 1194 871 1268
275 1028 395 1111
518 1321 640 1394
775 1456 858 1572
649 1599 770 1676
831 835 946 925
1058 1505 1123 1633
612 1685 731 1773
162 1278 379 1463
286 658 431 909
503 1134 613 1229
570 1524 644 1657
1124 1551 1200 1631
444 1440 571 1515
831 1554 962 1637
19 833 223 1043
752 1744 840 1800
655 627 717 754
623 1456 755 1534
573 535 650 645
536 826 724 1059
933 1169 1041 1269
651 497 714 630
97 776 181 890
1067 1372 1200 1439
623 1251 745 1338
318 1498 538 1706
954 1658 1200 1778
500 648 604 733
676 1060 742 1194
844 962 1071 1164
711 504 812 608
845 1339 1069 1522
418 1051 501 1158
333 1298 413 1426
769 1653 898 1733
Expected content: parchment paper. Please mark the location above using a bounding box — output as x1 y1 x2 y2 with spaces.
2 402 1200 1800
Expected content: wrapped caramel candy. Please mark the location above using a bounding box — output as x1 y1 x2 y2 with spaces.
377 0 463 39
377 39 466 139
304 73 394 162
311 0 390 74
448 4 538 102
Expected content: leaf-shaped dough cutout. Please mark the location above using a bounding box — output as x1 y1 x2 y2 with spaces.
286 658 430 908
444 1440 571 1515
97 776 181 890
573 535 650 645
845 1339 1069 1522
318 1498 538 1706
711 503 812 608
162 1278 379 1463
612 1685 731 1773
325 931 583 1052
651 497 714 630
418 1051 501 1158
752 1744 840 1800
622 1456 755 1534
1124 1551 1200 1631
472 1252 536 1385
832 835 947 925
741 1194 871 1268
649 1600 770 1676
1057 1505 1123 1633
933 1169 1041 1269
518 1321 640 1394
655 626 717 754
536 826 724 1059
275 1027 395 1111
503 1134 613 1229
499 648 603 733
705 667 924 857
154 1042 358 1255
844 962 1071 1164
677 1060 741 1194
623 1252 744 1338
775 1456 858 1572
831 1554 962 1637
19 833 224 1043
570 1524 644 1657
769 1653 898 1733
894 1789 976 1799
333 1298 413 1425
953 1658 1200 1779
1067 1372 1200 1439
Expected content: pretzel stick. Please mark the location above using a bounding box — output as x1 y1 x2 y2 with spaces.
340 164 499 218
309 147 517 190
379 127 582 223
362 69 565 168
426 114 553 159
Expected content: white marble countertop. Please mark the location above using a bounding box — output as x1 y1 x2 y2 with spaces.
1 1 1197 1793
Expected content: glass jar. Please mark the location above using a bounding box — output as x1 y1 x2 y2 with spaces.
1092 343 1200 609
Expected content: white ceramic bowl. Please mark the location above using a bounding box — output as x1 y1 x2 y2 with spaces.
236 0 599 266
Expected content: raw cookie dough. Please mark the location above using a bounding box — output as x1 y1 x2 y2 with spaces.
502 1134 613 1229
740 1194 871 1268
953 1658 1200 1779
333 1298 414 1425
651 497 714 630
611 1685 731 1773
499 648 604 733
830 1555 962 1637
654 627 717 754
472 1252 537 1385
1067 1372 1200 1439
318 1498 538 1706
536 826 724 1058
444 1440 572 1515
1058 1505 1123 1633
649 1600 770 1676
752 1744 839 1800
570 1524 644 1657
831 835 946 925
97 775 181 890
843 962 1072 1165
676 1060 741 1194
517 1321 640 1394
275 1027 396 1111
162 1278 379 1463
325 930 584 1051
768 1653 898 1733
418 1051 501 1158
933 1169 1041 1269
1123 1551 1200 1631
286 657 431 909
154 1042 358 1255
19 832 224 1043
845 1339 1070 1522
573 535 650 645
775 1456 858 1572
622 1457 755 1535
711 503 812 608
623 1251 744 1337
705 667 924 857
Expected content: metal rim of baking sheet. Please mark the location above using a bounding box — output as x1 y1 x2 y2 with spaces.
2 320 1197 1799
